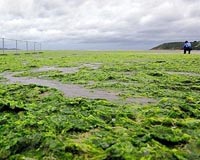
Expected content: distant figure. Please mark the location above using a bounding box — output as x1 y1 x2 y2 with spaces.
183 41 192 54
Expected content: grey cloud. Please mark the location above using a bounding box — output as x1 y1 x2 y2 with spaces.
0 0 199 49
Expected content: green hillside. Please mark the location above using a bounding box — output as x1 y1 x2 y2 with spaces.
152 41 200 50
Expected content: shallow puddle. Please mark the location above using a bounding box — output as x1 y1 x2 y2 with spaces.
126 97 157 105
1 70 157 104
32 66 79 74
167 71 200 77
2 72 118 101
32 63 102 74
81 63 102 70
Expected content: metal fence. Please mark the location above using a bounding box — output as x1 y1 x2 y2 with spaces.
0 38 42 54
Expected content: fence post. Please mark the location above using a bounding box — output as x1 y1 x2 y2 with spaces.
34 42 36 53
40 43 42 51
26 41 28 52
16 40 18 54
2 38 4 54
1 38 40 54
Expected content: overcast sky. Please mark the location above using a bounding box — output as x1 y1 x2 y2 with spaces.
0 0 200 50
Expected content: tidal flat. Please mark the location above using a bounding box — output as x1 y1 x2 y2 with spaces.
0 50 200 159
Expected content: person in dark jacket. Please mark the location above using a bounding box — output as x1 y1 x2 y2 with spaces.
183 41 192 54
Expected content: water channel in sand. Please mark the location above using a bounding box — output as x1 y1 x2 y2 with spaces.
1 64 157 104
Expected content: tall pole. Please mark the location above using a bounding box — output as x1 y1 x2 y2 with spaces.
16 40 18 54
26 41 28 52
2 38 4 54
40 43 42 51
34 42 36 53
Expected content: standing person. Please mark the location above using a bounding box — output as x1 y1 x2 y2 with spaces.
183 41 192 54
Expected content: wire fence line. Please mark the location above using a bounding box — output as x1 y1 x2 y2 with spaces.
0 38 42 54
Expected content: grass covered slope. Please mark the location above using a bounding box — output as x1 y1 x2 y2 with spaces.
0 51 200 159
152 41 200 50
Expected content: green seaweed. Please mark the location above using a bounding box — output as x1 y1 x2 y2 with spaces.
0 51 200 159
